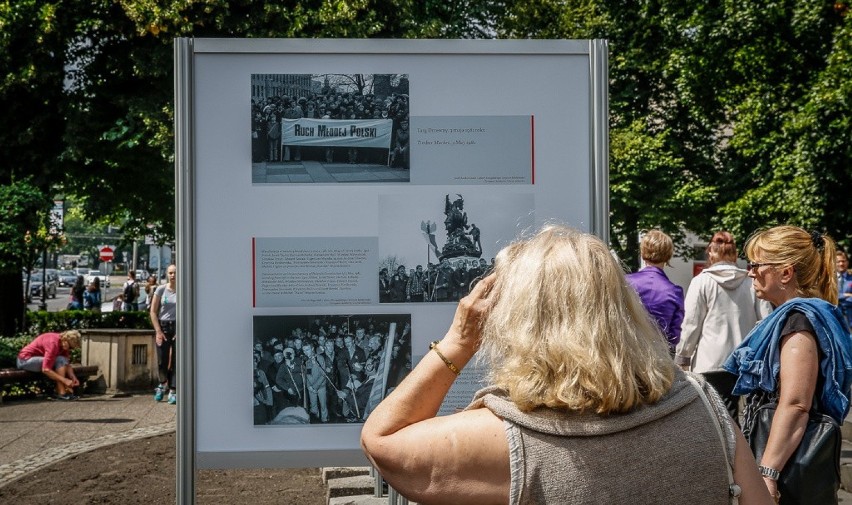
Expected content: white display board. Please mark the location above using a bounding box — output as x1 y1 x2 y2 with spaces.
174 38 608 473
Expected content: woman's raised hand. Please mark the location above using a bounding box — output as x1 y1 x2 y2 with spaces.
444 274 495 355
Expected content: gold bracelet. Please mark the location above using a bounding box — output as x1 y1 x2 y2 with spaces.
429 341 460 375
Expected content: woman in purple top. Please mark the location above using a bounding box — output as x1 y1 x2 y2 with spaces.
626 230 685 352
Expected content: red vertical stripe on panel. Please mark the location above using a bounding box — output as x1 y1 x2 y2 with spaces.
531 115 536 185
251 237 256 308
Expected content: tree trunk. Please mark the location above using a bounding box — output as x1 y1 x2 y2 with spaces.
623 210 641 273
0 271 26 336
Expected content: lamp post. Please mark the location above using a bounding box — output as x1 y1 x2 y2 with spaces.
39 248 48 311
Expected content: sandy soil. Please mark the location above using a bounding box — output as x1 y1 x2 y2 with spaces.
0 433 327 504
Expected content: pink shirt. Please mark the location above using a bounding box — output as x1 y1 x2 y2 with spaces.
18 332 68 371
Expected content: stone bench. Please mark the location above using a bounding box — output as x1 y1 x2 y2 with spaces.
0 364 99 403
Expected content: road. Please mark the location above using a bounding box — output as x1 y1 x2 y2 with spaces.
27 276 126 312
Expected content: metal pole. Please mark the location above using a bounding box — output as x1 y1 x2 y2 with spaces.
588 39 610 244
39 249 47 311
174 36 196 505
388 487 408 505
373 470 383 498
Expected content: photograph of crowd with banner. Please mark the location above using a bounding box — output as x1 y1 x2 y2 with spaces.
251 73 410 169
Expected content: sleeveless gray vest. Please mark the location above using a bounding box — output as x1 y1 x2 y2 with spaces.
467 372 736 504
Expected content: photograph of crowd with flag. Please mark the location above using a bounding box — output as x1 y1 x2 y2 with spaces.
378 191 535 303
252 314 412 425
251 73 411 181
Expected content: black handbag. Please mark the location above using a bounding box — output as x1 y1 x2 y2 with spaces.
745 402 841 505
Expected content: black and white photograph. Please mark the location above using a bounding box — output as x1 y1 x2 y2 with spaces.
251 73 411 183
252 314 412 425
378 191 535 303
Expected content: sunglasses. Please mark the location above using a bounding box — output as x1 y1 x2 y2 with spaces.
746 262 780 272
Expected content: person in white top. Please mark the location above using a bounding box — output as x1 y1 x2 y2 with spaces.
675 231 771 423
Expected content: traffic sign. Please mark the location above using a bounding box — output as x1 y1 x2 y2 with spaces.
99 245 114 262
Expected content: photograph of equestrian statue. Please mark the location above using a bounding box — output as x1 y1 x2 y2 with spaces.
377 191 534 303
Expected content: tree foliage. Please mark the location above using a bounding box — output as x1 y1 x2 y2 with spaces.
1 0 849 293
0 0 431 249
719 7 852 250
0 178 52 335
484 0 851 265
0 1 70 190
0 179 51 272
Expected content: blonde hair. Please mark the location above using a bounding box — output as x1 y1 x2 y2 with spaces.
480 225 675 415
640 229 674 264
61 330 82 349
707 231 737 265
745 225 837 304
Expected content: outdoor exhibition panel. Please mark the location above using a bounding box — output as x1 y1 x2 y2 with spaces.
174 38 608 481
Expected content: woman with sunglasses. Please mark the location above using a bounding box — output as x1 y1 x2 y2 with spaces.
724 225 852 503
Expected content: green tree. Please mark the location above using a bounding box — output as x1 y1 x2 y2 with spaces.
490 0 726 266
0 1 70 189
2 0 457 248
4 0 850 294
720 9 852 249
0 179 52 335
489 0 851 265
3 0 476 336
609 120 711 268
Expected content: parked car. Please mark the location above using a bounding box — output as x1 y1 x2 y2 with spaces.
135 269 149 281
30 272 58 299
86 270 110 288
58 270 78 287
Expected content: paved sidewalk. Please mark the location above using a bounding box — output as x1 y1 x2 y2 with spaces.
2 392 851 502
0 393 175 488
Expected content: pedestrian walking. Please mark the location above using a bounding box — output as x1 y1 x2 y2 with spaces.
122 271 140 311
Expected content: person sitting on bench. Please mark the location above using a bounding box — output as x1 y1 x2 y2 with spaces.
16 330 82 400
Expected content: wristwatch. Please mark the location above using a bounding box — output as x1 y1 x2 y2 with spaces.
758 465 780 481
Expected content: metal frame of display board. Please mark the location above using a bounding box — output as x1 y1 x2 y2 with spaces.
174 37 608 503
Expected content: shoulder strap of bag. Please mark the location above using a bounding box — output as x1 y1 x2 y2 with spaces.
686 374 742 505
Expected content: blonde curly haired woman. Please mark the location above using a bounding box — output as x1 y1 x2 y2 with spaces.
362 225 771 505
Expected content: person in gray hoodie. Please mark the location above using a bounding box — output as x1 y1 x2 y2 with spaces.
676 231 771 422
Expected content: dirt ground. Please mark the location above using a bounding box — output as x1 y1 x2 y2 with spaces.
0 433 327 505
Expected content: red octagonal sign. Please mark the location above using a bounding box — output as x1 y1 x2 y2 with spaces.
99 246 114 262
